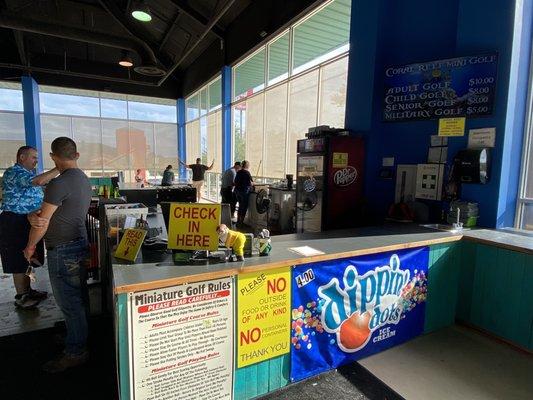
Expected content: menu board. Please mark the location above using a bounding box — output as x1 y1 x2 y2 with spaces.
128 278 234 400
383 54 498 122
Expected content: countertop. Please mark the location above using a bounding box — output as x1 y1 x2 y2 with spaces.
463 229 533 254
112 224 462 294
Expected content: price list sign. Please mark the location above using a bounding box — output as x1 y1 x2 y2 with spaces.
383 54 498 122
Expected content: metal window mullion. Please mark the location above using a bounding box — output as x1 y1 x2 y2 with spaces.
284 81 292 175
316 64 324 126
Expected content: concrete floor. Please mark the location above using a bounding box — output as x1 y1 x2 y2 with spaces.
359 325 533 400
0 265 102 337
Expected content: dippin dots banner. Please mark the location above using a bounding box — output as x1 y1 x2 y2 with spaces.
290 247 429 381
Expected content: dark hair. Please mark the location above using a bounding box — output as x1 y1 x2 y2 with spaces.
51 137 77 160
242 160 249 168
16 145 36 160
166 165 172 170
196 158 201 163
234 161 241 167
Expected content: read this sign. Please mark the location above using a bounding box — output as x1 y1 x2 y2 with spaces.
167 203 221 251
115 228 147 261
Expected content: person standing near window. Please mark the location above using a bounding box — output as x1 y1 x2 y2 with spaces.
24 137 92 373
0 146 58 309
180 158 214 202
234 160 254 227
161 165 174 186
221 161 241 218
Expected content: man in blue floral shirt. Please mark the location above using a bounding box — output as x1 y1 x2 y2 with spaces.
0 146 58 309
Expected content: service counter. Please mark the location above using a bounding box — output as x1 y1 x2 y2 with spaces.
112 225 532 400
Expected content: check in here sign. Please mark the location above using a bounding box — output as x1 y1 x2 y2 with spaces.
167 203 221 251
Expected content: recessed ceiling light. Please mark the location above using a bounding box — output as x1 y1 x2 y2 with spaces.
131 1 152 22
119 51 133 67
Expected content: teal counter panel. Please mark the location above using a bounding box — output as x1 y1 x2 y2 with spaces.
234 354 290 400
458 243 533 350
424 243 461 333
117 293 130 400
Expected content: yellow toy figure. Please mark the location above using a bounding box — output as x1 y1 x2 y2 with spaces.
217 224 246 261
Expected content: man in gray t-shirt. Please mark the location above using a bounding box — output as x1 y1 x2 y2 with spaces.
24 137 92 373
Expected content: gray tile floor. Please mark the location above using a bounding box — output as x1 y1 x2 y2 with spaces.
359 325 533 400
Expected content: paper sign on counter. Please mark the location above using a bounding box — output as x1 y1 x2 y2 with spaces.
438 117 465 137
289 246 325 257
115 228 146 261
167 203 221 251
237 267 291 368
129 277 234 400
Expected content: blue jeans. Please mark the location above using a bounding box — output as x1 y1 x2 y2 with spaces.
235 188 251 220
47 238 89 355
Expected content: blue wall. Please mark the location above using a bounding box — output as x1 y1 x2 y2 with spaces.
346 0 531 228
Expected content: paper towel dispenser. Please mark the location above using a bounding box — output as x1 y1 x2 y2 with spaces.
453 148 490 184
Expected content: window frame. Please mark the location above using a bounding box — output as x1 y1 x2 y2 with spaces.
515 43 533 229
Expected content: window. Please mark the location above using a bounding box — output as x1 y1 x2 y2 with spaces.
268 32 290 85
0 83 24 112
38 86 178 181
0 112 25 171
40 92 100 117
230 0 351 179
185 75 223 178
292 0 351 74
208 78 222 111
233 49 266 101
287 70 320 175
318 56 348 127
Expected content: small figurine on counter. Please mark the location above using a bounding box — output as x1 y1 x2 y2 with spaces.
216 224 246 261
257 228 272 256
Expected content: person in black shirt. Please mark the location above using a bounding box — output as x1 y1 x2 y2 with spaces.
180 158 214 202
234 160 254 226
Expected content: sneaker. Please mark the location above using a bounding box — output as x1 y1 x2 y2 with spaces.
42 351 89 373
14 293 39 309
28 288 48 300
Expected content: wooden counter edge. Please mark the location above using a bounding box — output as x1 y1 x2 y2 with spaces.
113 235 462 294
462 235 533 255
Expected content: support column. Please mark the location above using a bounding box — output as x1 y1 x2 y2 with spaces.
177 98 187 180
21 76 44 172
221 65 232 171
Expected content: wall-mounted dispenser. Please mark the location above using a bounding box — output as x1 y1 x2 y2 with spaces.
453 148 490 184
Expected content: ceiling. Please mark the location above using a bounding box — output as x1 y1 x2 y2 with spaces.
0 0 321 98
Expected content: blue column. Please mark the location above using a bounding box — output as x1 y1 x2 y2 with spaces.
21 76 44 172
221 65 232 171
177 98 187 180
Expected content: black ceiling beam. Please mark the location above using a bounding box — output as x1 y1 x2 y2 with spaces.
159 10 181 52
157 0 236 85
169 0 225 40
0 62 158 86
0 12 159 67
13 31 27 66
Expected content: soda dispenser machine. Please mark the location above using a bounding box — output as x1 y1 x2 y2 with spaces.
296 134 364 232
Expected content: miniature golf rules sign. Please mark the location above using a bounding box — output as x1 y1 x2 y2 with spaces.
237 267 291 367
128 277 234 400
290 247 429 381
167 203 221 251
